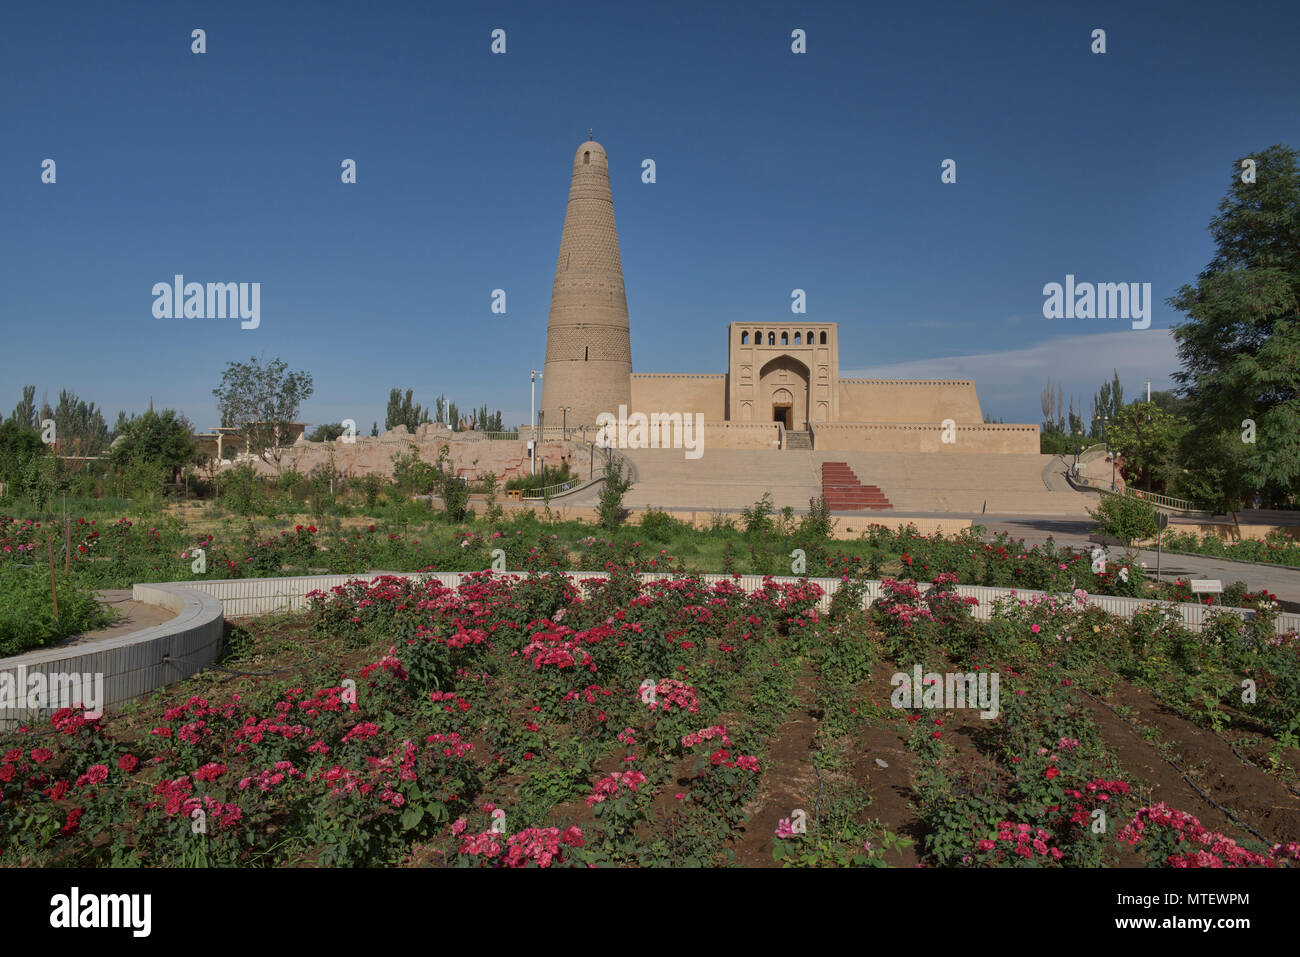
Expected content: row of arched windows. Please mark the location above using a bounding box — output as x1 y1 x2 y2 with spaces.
740 329 827 346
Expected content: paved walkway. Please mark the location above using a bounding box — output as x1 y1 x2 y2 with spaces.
975 518 1300 611
52 589 177 649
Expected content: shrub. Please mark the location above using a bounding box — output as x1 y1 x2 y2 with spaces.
1088 494 1158 545
598 461 632 531
0 563 112 656
741 492 775 537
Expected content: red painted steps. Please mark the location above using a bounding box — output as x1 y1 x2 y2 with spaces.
821 462 893 510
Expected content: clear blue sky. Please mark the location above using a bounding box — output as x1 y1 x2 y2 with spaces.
3 0 1297 430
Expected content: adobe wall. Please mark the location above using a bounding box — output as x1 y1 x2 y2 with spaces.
219 426 583 483
697 421 782 449
836 379 984 425
630 374 728 419
812 422 1040 453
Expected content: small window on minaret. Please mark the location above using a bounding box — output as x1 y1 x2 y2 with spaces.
820 331 827 344
585 346 589 361
794 332 801 344
741 331 749 344
781 332 789 345
584 151 590 165
768 332 775 345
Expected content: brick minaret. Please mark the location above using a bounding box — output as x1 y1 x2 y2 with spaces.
540 137 632 432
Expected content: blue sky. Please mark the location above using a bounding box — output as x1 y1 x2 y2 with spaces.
3 0 1297 430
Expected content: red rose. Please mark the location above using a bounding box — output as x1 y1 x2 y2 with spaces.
1045 767 1060 780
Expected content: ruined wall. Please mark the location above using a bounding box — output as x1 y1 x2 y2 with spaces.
222 425 584 482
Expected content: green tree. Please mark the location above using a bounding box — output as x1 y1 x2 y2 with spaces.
1088 493 1158 546
386 389 431 432
597 458 633 530
1107 401 1189 494
213 356 314 474
308 422 347 442
1169 143 1300 504
109 409 197 498
0 420 49 500
52 389 110 457
1090 371 1124 440
10 386 37 430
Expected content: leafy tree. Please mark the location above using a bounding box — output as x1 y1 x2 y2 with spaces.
370 421 379 437
213 356 314 474
597 458 633 530
10 386 37 430
386 389 431 432
436 446 470 520
1106 401 1189 494
109 409 197 497
51 389 110 456
391 444 438 496
308 422 347 442
0 420 49 499
1169 143 1300 503
1088 493 1158 546
1090 371 1124 440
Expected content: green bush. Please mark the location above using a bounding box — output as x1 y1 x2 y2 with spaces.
0 564 112 656
1088 493 1158 545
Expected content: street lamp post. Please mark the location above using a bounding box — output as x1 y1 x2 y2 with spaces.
560 406 572 440
530 370 543 476
1101 414 1116 491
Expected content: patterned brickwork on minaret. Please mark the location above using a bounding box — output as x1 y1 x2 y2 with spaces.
540 139 632 431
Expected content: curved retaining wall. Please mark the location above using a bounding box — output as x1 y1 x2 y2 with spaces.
0 583 224 728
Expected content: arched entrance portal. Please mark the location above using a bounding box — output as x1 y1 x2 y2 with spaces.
758 355 810 430
771 388 794 428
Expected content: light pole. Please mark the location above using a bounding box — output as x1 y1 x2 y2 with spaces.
1101 414 1116 491
560 406 572 440
530 370 543 476
1072 429 1081 475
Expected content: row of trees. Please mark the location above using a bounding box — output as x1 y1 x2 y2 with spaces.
5 386 111 457
383 388 505 433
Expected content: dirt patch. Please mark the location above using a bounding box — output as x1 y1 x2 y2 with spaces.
730 665 823 867
1077 682 1300 847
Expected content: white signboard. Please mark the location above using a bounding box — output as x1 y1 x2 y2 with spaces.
1190 579 1223 594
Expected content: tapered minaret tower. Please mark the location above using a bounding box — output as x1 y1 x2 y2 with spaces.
540 136 632 432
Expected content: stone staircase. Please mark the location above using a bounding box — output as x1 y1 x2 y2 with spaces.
784 430 812 450
821 462 893 510
611 449 1096 515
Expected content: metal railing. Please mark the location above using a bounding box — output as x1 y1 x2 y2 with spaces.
516 444 637 501
1110 485 1197 512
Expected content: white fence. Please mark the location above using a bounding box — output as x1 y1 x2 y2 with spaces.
164 570 1300 637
